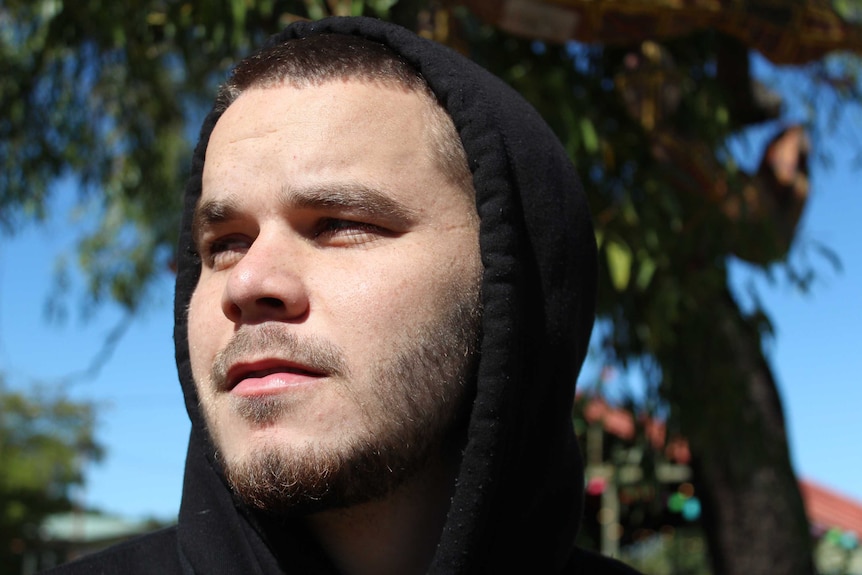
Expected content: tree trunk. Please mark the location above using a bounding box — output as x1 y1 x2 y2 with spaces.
662 287 814 575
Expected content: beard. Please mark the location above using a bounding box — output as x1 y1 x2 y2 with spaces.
202 281 482 515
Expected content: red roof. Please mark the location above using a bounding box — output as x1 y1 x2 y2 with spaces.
581 398 862 536
800 479 862 536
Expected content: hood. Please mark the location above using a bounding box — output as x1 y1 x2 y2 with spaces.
173 16 596 574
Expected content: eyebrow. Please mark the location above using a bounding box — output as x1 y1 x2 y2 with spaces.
192 183 419 246
284 183 419 224
192 194 241 248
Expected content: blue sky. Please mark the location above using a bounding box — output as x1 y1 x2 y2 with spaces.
1 61 860 522
0 220 187 520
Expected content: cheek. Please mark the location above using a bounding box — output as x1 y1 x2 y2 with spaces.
319 251 472 346
186 285 221 382
318 275 407 343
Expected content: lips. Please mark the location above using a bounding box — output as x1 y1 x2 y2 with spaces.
225 359 328 395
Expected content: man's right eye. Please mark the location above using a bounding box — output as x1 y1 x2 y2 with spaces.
202 236 250 270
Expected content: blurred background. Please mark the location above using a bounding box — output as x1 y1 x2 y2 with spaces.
1 1 861 574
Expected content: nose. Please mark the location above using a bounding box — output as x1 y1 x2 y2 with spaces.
221 232 309 324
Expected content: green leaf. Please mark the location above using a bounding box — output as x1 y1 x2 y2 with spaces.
606 238 632 291
579 117 599 154
635 256 657 290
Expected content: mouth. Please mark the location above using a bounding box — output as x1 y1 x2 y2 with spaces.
225 359 328 395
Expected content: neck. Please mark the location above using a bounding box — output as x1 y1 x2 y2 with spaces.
305 455 455 575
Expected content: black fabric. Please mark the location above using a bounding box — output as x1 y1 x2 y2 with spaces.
41 527 181 574
45 16 638 575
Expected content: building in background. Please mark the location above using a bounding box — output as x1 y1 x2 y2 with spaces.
16 512 169 575
577 396 862 574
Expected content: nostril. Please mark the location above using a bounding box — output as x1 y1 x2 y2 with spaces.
258 296 284 309
223 300 243 323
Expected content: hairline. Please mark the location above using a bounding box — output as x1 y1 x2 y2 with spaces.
213 38 473 197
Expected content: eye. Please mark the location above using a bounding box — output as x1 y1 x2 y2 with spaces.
313 218 389 245
201 235 251 270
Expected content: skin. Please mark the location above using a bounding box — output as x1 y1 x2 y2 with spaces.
187 80 482 575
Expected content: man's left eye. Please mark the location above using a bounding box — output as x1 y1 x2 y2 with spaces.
314 219 387 244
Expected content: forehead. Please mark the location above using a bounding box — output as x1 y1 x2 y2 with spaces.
208 80 436 153
199 80 472 220
205 81 442 192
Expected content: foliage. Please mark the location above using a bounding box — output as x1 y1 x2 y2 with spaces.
3 1 862 573
814 529 862 575
3 0 285 310
621 527 712 575
0 377 102 570
3 1 855 316
0 0 431 311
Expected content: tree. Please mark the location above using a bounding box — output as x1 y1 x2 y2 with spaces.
3 1 861 573
454 4 858 573
0 378 102 572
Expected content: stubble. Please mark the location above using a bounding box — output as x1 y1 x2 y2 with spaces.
202 280 482 515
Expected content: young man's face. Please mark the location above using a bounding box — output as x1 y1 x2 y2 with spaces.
187 79 482 511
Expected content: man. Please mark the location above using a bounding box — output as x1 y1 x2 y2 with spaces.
49 16 641 575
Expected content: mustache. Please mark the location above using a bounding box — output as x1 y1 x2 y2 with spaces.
210 324 348 390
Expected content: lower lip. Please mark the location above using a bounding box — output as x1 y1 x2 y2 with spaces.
230 372 323 397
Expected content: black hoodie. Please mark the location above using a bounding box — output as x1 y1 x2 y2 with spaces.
46 16 641 575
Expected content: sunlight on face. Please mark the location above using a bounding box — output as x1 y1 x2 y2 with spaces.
187 80 482 511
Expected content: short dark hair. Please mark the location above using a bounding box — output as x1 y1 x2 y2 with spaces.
215 34 472 192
